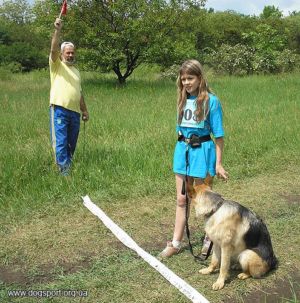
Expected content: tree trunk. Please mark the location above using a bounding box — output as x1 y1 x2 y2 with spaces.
117 75 126 85
113 63 127 85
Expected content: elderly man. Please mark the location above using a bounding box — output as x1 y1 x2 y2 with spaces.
49 18 89 176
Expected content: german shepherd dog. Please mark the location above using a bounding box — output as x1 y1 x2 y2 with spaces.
189 184 278 290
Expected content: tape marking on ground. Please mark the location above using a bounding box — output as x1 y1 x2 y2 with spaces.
82 195 210 303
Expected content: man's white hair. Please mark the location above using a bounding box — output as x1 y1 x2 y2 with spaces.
61 41 75 52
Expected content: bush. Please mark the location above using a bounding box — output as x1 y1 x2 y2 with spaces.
252 52 277 74
252 49 299 74
5 62 22 73
275 49 299 73
0 62 22 80
205 44 300 75
160 64 180 80
205 44 254 76
0 42 47 72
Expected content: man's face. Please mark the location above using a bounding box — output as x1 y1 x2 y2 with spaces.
62 46 75 65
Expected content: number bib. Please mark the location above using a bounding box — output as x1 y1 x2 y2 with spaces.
180 98 204 128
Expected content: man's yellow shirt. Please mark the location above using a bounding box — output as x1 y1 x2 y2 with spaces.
49 56 82 113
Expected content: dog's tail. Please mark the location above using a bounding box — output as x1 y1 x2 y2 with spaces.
252 221 278 270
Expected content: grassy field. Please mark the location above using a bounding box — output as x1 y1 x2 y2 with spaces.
0 66 299 303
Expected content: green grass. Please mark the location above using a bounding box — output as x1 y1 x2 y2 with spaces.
0 67 300 303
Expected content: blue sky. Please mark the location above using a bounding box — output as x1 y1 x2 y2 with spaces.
205 0 300 16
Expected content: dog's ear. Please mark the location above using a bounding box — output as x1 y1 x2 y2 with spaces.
187 182 196 199
187 182 210 198
194 183 211 195
204 174 213 189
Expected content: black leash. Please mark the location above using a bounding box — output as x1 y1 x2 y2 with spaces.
82 120 87 179
83 120 86 159
183 142 213 262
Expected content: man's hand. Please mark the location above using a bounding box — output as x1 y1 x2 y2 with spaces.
82 111 89 122
54 18 63 31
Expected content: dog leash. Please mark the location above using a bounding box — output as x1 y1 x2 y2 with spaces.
183 145 213 262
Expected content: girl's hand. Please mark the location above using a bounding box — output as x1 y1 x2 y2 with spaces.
216 164 229 181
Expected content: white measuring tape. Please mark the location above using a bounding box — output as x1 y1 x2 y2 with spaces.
82 195 210 303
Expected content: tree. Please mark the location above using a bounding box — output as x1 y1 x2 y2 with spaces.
242 23 291 73
67 0 206 84
0 0 33 24
260 5 283 19
195 11 257 53
285 14 300 53
0 1 48 72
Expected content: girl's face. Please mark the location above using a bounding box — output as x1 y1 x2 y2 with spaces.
180 72 201 96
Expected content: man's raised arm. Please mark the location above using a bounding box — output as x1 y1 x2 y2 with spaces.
50 18 63 62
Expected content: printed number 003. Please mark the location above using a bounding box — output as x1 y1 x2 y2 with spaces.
184 109 197 121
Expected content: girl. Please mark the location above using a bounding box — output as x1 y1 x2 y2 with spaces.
159 59 228 258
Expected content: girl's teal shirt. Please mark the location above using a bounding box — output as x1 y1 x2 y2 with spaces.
173 93 224 178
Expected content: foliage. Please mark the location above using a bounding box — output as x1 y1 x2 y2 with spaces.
243 23 287 53
195 11 257 54
0 16 47 72
66 0 205 84
205 44 254 75
260 5 283 19
285 14 300 53
243 23 292 73
275 49 300 73
205 22 299 75
0 0 33 24
0 0 49 72
0 42 47 72
1 0 300 79
32 0 74 41
146 37 198 69
160 64 180 80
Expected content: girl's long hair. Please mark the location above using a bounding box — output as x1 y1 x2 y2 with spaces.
177 60 211 125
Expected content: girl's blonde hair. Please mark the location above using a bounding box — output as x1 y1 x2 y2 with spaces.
177 59 211 124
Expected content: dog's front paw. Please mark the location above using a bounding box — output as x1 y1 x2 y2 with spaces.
212 279 225 290
238 272 251 280
199 267 213 275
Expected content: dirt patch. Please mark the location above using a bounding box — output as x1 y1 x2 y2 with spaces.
279 193 300 205
0 255 93 286
0 266 28 286
224 269 300 303
0 220 173 287
0 233 170 287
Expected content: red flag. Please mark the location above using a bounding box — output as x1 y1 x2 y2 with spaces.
60 0 67 16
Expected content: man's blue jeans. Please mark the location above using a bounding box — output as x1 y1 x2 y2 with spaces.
50 105 80 174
